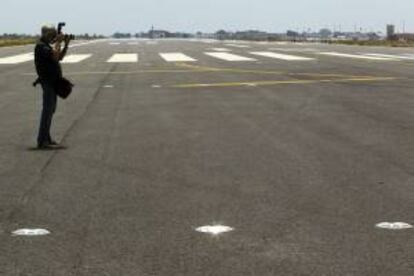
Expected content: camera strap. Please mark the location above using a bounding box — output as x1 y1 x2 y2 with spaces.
32 78 40 87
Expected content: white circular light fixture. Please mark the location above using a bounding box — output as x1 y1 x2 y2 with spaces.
195 225 234 235
375 222 413 230
12 228 51 236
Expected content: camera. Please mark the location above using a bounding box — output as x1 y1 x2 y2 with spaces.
57 22 75 40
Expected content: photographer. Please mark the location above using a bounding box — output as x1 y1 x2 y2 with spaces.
34 24 70 149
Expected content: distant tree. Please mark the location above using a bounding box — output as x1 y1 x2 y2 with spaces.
216 30 228 40
319 28 332 38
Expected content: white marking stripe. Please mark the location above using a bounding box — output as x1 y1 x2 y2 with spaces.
318 52 397 60
205 52 256 61
364 53 414 60
61 54 92 64
12 229 51 236
269 48 317 52
250 51 315 61
0 53 33 64
196 225 234 235
376 222 413 230
210 48 231 52
107 54 138 63
160 53 197 62
225 44 250 48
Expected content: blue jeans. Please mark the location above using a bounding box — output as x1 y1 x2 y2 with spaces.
37 82 57 145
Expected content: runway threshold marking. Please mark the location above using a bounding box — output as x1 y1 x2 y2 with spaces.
107 53 138 63
363 53 414 60
205 52 257 61
250 51 315 61
210 48 232 52
160 53 197 62
61 54 92 64
318 52 398 61
171 77 397 88
225 44 251 48
0 53 33 64
269 48 318 52
21 69 217 76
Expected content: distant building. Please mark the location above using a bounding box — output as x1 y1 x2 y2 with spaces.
387 24 396 40
149 29 170 39
397 33 414 42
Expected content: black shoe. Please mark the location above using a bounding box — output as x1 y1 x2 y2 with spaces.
37 143 55 150
48 140 59 146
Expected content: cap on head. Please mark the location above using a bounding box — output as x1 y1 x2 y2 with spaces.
41 24 56 37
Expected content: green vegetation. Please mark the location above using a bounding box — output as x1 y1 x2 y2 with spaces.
330 40 414 47
0 38 36 48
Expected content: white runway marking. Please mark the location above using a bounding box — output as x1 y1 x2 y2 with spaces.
210 48 231 52
107 54 138 63
205 52 256 61
0 53 33 64
159 53 197 62
109 42 121 45
225 44 250 48
196 225 234 235
318 52 397 61
250 51 315 61
12 229 50 236
376 222 413 230
69 40 103 48
269 48 318 52
363 53 414 60
61 54 92 64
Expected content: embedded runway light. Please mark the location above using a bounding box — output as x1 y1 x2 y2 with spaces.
12 228 51 236
195 225 234 235
375 222 413 230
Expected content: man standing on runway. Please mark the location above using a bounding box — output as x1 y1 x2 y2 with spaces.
34 24 70 149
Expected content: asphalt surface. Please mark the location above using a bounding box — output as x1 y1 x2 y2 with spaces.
0 39 413 276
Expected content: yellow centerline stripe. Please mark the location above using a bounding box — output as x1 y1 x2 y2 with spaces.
174 63 373 78
172 77 397 88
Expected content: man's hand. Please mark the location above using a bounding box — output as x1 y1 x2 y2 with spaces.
52 34 65 61
55 34 65 43
64 35 71 45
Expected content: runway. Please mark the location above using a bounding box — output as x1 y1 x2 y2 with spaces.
0 39 413 275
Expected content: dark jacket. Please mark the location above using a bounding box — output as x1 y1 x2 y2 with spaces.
34 39 62 85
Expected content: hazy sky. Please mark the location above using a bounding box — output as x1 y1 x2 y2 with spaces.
2 0 412 35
